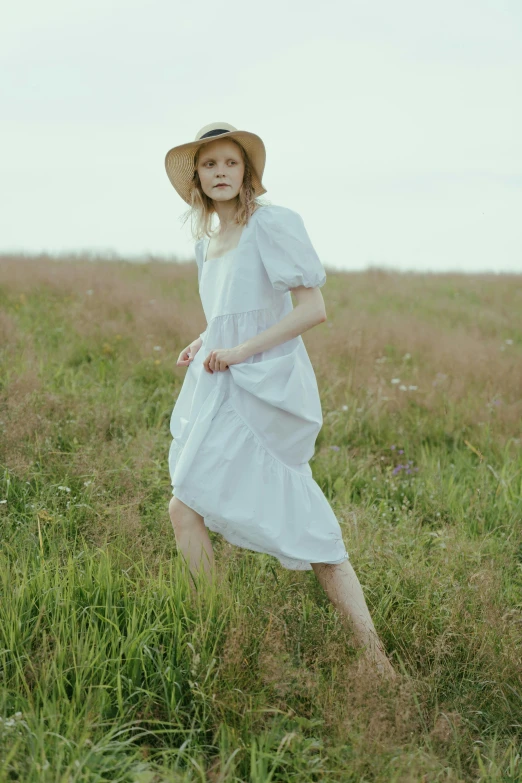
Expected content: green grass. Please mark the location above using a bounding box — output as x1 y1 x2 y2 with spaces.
0 255 521 781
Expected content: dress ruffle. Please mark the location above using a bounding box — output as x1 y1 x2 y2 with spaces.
169 396 349 571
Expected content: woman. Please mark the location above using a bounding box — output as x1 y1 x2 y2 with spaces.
164 122 397 680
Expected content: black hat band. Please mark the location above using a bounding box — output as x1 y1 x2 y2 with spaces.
199 129 231 140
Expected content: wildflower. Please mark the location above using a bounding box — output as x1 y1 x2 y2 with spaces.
399 385 407 391
398 449 404 455
83 480 93 487
86 289 93 296
505 339 513 345
329 445 340 451
154 359 161 365
341 405 348 411
0 500 6 504
153 346 162 351
402 353 411 360
408 385 417 391
390 445 396 450
57 486 71 493
391 378 400 384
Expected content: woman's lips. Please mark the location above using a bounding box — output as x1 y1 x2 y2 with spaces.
215 184 229 188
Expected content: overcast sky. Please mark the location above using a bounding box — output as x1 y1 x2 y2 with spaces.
1 0 521 272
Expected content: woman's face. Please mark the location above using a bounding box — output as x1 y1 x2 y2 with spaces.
196 139 245 203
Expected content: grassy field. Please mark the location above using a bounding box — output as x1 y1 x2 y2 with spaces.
1 253 521 782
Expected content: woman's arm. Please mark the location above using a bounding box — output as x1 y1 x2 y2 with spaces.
237 286 326 361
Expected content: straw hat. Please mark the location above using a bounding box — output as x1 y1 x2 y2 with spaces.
164 122 267 204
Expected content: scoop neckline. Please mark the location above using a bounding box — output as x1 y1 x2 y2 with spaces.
203 206 265 263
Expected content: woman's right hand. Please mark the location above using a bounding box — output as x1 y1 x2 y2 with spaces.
176 336 203 367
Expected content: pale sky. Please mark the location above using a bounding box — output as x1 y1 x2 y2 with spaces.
1 0 521 272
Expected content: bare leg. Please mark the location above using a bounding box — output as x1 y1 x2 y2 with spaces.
312 559 397 680
169 496 215 593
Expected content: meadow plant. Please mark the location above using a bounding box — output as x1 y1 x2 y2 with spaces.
0 255 521 781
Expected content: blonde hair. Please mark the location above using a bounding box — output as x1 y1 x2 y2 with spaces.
180 139 269 241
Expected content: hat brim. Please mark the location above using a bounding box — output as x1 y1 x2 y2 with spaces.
165 129 267 205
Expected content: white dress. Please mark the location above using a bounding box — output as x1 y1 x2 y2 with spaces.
168 204 350 570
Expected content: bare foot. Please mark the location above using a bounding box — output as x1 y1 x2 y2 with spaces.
373 653 398 682
359 644 399 682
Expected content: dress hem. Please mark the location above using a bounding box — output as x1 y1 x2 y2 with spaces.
171 483 350 572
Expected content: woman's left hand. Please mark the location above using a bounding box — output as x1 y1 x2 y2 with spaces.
203 345 248 374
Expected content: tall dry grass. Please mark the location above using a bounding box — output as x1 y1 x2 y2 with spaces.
0 253 521 782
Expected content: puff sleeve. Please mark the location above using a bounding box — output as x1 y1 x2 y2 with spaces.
255 205 327 293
